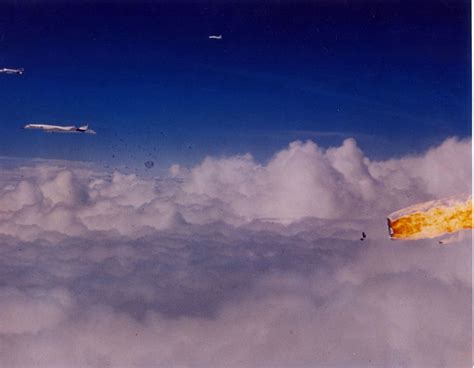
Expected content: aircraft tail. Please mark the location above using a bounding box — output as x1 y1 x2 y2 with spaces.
79 124 89 130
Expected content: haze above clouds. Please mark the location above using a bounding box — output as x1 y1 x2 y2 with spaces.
0 137 471 367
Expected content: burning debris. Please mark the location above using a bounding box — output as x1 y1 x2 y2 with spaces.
387 194 472 240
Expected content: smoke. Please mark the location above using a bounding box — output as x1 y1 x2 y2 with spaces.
0 137 471 367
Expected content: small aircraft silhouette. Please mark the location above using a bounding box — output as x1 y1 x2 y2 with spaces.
0 68 24 75
24 123 96 134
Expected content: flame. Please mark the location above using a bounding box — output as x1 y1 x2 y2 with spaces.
387 194 472 240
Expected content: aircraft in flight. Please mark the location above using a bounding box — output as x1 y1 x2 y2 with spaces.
0 68 24 75
208 35 222 40
24 123 96 134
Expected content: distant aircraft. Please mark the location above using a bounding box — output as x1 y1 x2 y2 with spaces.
0 68 24 75
24 123 96 134
209 35 222 40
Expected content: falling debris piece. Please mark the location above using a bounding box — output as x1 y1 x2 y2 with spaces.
24 123 96 134
360 232 367 241
0 67 24 75
387 194 472 240
209 35 222 40
144 160 154 169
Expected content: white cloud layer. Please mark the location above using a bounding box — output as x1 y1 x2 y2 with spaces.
0 137 471 367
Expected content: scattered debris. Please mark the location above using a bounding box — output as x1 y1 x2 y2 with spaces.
144 160 154 169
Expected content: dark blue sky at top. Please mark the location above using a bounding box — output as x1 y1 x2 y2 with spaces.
0 1 470 169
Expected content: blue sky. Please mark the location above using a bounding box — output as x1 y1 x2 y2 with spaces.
0 1 470 169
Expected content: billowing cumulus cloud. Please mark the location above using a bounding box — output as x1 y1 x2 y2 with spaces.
0 137 471 367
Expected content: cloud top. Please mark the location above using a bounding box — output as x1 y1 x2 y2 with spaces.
0 137 471 367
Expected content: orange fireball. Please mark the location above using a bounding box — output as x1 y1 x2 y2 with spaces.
387 194 472 240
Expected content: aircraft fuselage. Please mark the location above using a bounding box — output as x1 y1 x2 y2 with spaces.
0 68 24 75
24 124 96 134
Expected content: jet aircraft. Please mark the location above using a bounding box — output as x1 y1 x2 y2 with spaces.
209 35 222 39
0 68 24 75
24 123 96 134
